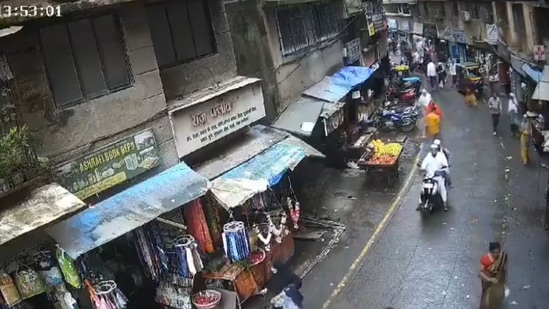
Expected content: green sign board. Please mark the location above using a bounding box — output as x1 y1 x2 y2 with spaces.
56 129 160 200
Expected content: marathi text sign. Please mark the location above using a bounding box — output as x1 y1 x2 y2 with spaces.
56 129 160 200
171 81 266 157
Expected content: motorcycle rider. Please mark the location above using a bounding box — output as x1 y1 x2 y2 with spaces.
433 139 452 188
419 143 449 211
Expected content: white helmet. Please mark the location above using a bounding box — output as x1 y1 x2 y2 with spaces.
433 139 441 146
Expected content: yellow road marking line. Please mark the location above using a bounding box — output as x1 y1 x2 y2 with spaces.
321 147 423 309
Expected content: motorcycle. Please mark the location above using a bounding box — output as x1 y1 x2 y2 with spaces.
419 169 448 214
371 109 417 132
385 87 417 104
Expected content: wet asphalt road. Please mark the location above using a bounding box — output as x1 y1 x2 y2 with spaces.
328 85 549 308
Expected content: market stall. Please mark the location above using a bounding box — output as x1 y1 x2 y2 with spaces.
357 137 405 186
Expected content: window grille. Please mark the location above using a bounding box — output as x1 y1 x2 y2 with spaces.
276 2 343 56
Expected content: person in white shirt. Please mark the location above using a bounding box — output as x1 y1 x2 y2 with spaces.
417 89 432 115
420 144 449 211
448 59 457 87
426 60 437 91
508 93 521 136
488 93 503 135
433 138 452 188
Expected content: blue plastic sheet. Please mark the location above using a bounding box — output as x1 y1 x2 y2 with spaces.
331 66 375 90
522 64 542 83
403 77 421 83
47 162 209 259
220 139 307 187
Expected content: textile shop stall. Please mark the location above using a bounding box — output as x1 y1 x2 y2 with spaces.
194 128 324 305
0 184 87 309
529 66 549 154
272 66 379 168
41 162 228 309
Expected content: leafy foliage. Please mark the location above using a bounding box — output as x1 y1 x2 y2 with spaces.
0 125 32 180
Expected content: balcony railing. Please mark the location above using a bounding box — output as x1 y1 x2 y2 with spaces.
0 54 42 198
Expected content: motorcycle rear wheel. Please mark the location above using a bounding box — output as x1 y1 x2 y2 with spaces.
399 121 416 132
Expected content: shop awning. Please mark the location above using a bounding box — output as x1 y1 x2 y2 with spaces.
522 64 542 83
331 66 375 90
531 66 549 101
271 96 325 137
303 77 350 102
209 135 324 210
47 162 209 259
0 183 86 246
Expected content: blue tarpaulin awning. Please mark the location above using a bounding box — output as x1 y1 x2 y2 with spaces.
522 64 542 83
302 66 375 103
210 136 324 209
331 66 375 90
47 162 210 259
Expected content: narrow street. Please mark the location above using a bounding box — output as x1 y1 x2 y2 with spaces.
321 86 549 308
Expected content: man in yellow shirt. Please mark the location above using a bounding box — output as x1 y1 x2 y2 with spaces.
425 110 441 138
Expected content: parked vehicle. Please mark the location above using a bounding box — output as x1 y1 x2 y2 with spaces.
456 62 484 96
369 109 418 132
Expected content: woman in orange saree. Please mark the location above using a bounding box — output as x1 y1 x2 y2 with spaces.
479 241 508 309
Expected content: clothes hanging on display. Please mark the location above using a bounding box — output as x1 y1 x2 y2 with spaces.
184 199 214 254
87 280 128 309
222 221 251 263
173 235 203 278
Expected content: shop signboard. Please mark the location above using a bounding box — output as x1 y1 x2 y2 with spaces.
486 24 498 45
371 13 384 33
170 81 266 157
388 18 397 30
452 30 467 44
422 23 438 38
412 22 423 35
345 38 361 64
56 129 160 200
399 21 411 32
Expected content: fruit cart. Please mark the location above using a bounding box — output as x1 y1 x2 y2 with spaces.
357 138 405 186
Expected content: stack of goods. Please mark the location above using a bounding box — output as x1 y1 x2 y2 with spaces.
222 221 251 263
368 140 403 165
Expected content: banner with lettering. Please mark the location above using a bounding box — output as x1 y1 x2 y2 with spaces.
56 129 160 200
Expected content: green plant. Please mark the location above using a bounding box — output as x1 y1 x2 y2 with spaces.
0 125 32 180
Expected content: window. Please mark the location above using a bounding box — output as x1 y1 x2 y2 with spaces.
146 0 216 69
40 15 131 106
398 4 410 15
512 4 526 34
276 2 343 56
478 3 492 21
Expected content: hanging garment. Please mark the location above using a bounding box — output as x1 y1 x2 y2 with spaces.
222 221 251 262
55 247 81 289
184 199 215 254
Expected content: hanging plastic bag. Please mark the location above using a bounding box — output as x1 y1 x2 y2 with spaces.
36 251 64 288
55 247 81 289
13 267 46 299
0 271 21 306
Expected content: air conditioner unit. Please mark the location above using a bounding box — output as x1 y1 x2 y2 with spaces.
461 11 471 22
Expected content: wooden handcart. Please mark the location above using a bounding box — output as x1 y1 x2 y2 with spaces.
357 139 405 186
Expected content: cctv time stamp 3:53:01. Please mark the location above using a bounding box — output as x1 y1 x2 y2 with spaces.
0 5 62 18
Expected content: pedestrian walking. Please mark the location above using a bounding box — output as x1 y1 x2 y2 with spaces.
426 60 437 91
487 93 502 135
520 114 532 165
437 62 447 88
426 101 444 119
507 93 521 137
425 109 441 139
479 241 508 309
448 59 457 88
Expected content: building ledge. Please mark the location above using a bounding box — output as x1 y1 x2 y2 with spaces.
385 12 412 17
